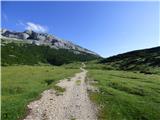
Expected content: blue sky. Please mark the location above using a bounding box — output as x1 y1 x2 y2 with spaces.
1 1 159 57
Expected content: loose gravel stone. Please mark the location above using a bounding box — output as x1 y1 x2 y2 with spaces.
24 67 97 120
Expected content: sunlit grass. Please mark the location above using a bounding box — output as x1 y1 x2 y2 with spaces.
88 69 160 120
2 65 80 120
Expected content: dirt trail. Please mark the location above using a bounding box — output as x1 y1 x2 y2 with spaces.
24 65 97 120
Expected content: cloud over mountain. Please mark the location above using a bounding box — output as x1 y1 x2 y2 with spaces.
25 22 48 33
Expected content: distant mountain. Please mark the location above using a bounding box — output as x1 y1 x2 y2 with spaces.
100 47 160 73
1 28 99 56
1 28 101 66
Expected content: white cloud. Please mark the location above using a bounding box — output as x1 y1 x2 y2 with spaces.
16 20 25 26
25 22 48 33
2 13 8 21
16 21 48 33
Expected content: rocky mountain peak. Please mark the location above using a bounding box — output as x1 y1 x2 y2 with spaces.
1 28 100 56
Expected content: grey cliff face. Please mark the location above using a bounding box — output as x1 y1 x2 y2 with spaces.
1 28 99 56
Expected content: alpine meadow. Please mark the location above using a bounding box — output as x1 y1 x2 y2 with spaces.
1 1 160 120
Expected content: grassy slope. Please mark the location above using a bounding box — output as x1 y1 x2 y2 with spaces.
87 64 160 120
1 39 99 66
2 65 80 120
100 46 160 74
86 47 160 120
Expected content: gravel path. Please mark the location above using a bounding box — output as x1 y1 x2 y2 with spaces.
24 67 97 120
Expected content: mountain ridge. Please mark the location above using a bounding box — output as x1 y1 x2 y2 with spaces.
1 28 100 56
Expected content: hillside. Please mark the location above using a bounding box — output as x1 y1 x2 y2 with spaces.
100 46 160 73
1 28 99 56
1 40 99 66
1 29 100 66
86 47 160 120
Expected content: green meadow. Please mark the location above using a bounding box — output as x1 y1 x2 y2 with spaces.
87 68 160 120
2 61 160 120
1 65 80 120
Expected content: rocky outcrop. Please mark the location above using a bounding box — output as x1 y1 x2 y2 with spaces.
24 30 54 42
1 28 99 56
1 29 29 40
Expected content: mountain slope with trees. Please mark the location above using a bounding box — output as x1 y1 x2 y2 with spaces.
99 46 160 73
1 39 100 66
